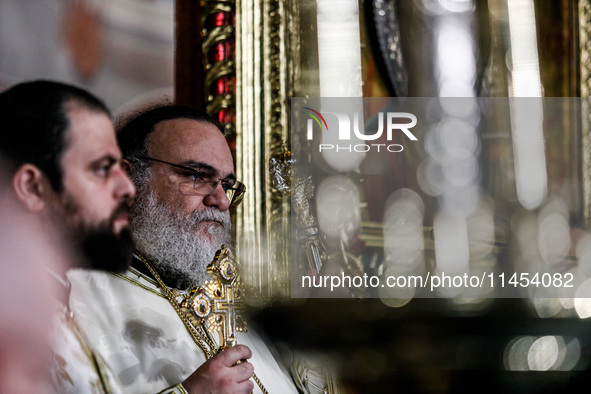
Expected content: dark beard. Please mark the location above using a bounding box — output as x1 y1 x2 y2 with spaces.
62 197 135 273
79 226 134 273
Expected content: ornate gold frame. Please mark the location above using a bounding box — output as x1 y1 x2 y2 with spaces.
234 0 297 299
580 0 591 226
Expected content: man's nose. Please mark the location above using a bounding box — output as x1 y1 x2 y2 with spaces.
203 181 230 211
113 168 136 201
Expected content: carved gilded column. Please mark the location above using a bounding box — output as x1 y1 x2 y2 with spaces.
200 0 236 138
235 0 296 299
580 0 591 226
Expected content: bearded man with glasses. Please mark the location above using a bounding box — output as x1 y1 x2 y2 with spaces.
67 105 299 394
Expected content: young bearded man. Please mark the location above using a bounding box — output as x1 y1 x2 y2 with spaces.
0 80 136 393
68 105 302 393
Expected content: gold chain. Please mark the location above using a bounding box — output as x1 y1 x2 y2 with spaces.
136 253 268 394
137 253 216 358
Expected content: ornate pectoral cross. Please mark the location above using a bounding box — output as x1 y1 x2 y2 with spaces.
180 245 247 350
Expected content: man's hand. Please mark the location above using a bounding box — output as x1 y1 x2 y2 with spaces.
182 344 255 394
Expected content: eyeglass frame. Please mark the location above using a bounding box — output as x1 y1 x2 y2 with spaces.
138 156 246 207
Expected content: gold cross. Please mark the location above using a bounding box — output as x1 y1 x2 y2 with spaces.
212 282 241 347
180 245 247 350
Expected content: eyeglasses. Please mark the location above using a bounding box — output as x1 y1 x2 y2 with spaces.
140 156 246 207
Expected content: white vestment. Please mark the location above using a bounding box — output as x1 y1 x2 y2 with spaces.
68 267 299 394
50 303 123 394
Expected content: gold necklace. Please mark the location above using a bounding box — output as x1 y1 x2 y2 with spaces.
136 252 268 394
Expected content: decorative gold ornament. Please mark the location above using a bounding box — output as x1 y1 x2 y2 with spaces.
270 142 324 274
580 0 591 227
138 249 267 393
269 142 295 193
180 245 247 349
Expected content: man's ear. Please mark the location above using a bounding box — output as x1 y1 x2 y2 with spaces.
12 164 51 213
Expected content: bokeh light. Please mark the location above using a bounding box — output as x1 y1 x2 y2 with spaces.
505 335 581 372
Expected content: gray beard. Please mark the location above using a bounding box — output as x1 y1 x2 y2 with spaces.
130 186 232 289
